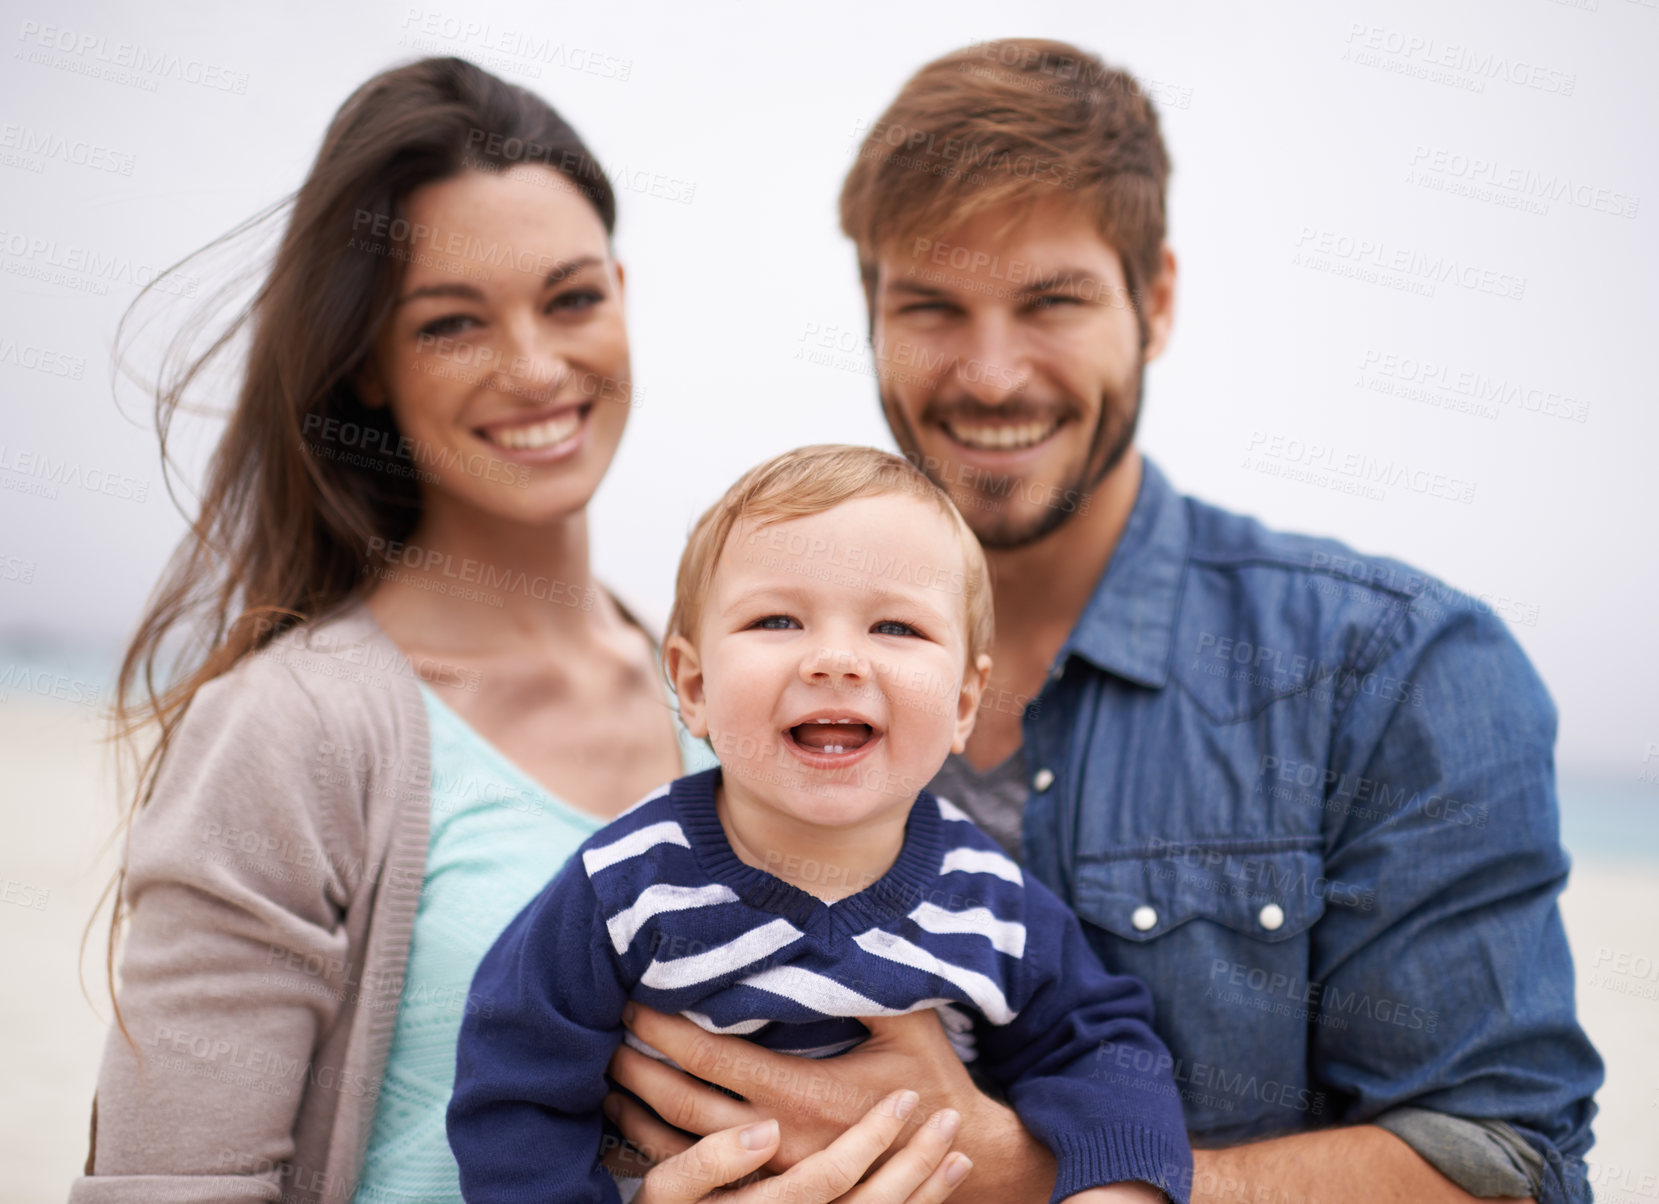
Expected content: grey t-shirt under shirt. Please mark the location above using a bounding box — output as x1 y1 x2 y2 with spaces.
926 747 1031 862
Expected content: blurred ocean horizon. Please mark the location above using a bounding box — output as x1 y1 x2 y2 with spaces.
3 632 1654 862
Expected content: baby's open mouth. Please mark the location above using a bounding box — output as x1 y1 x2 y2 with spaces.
789 720 876 756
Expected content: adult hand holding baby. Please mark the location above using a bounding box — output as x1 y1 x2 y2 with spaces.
608 1004 1051 1203
625 1085 969 1203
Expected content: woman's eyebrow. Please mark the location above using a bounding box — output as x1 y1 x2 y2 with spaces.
396 255 603 307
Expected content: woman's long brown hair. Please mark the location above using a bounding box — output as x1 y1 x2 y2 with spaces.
95 56 618 1028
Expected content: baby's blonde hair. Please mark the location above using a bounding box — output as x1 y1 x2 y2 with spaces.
667 444 994 669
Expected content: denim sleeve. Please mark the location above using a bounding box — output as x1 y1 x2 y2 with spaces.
1311 601 1602 1204
1373 1106 1542 1198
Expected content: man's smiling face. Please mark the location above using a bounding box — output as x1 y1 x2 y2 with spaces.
871 197 1169 550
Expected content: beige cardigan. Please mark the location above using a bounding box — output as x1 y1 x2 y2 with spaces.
72 601 435 1204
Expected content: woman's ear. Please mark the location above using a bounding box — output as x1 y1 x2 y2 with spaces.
356 359 388 410
663 633 707 738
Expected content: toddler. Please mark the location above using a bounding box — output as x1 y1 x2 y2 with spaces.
449 445 1191 1203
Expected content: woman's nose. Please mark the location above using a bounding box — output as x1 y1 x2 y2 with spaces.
493 322 570 403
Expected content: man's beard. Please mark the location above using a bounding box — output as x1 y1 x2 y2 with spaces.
881 364 1143 551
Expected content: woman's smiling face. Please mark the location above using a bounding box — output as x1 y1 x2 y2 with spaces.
364 163 632 527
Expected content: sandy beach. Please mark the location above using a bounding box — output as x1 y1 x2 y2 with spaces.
4 697 1654 1202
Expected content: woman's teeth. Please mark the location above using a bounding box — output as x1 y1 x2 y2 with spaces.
485 410 582 449
946 419 1059 450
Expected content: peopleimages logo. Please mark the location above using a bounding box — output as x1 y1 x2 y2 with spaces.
0 123 136 174
13 21 250 93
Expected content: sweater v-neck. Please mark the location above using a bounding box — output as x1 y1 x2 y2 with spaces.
669 768 946 939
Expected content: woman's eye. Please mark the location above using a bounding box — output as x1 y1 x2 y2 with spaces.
549 288 604 314
872 620 920 637
418 314 478 339
752 614 798 630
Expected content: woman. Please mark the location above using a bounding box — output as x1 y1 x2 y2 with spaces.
73 56 967 1204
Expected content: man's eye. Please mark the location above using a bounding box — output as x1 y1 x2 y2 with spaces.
1029 294 1081 311
899 301 953 315
872 620 920 637
752 615 798 630
418 314 478 339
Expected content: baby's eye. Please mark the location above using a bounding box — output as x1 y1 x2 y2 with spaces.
751 615 799 630
872 620 920 637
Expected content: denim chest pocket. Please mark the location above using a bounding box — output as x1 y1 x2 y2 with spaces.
1072 842 1328 944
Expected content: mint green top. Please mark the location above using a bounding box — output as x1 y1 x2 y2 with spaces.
353 684 717 1203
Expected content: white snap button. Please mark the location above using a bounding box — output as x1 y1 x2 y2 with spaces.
1258 903 1285 931
1032 768 1055 792
1131 905 1158 931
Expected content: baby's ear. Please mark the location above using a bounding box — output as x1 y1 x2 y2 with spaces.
950 652 993 754
664 634 708 737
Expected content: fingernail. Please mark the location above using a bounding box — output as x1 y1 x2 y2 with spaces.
622 1002 637 1027
894 1090 919 1121
934 1108 960 1139
740 1119 778 1150
945 1153 972 1186
602 1095 620 1121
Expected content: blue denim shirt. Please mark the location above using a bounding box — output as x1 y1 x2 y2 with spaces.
1015 458 1602 1204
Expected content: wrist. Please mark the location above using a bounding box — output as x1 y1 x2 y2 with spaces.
953 1093 1056 1204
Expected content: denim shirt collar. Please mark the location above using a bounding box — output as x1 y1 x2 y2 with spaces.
1060 456 1188 689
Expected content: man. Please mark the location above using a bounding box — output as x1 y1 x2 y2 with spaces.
606 38 1602 1204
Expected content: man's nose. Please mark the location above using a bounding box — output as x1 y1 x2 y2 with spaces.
801 644 871 686
951 312 1028 404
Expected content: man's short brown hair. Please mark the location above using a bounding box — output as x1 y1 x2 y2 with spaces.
839 38 1171 316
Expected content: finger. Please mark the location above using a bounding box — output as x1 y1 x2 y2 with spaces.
625 1003 792 1098
858 1008 954 1055
603 1092 696 1175
737 1089 919 1204
608 1041 755 1137
854 1108 970 1204
636 1119 781 1204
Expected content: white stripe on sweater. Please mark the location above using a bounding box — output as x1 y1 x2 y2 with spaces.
740 964 886 1015
908 901 1026 958
607 883 740 954
683 1011 770 1035
939 846 1023 885
583 820 690 877
640 917 803 991
852 929 1016 1025
935 796 971 823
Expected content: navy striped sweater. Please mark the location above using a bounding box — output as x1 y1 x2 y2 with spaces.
450 768 1191 1203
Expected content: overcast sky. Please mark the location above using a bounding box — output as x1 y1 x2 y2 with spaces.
1 0 1655 780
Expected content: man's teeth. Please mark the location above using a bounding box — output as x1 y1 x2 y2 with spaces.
485 410 582 450
946 420 1058 450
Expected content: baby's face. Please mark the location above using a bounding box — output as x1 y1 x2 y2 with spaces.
675 492 987 829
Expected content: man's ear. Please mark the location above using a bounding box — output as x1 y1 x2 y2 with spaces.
664 633 707 739
951 652 993 755
1142 244 1178 364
